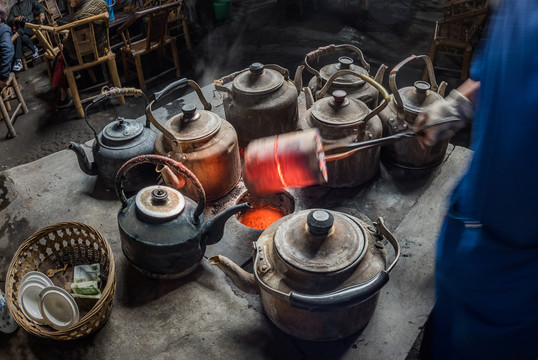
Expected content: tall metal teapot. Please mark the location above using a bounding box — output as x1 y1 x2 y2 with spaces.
69 88 158 192
304 44 387 109
298 71 391 188
148 79 241 201
116 155 251 278
214 63 303 149
210 209 400 341
379 55 448 169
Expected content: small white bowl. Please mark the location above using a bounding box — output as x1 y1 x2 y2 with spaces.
21 271 54 288
18 280 49 324
39 286 79 330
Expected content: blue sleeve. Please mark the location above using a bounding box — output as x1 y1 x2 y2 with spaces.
0 29 14 81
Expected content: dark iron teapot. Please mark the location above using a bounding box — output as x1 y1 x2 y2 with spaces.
69 88 157 192
210 209 400 341
304 44 387 109
379 55 449 169
116 154 251 278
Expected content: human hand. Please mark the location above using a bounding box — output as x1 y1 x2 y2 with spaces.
415 89 473 148
15 15 23 22
0 79 6 88
11 32 19 41
40 13 45 24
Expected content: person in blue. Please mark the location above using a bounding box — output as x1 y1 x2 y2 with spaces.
7 0 44 72
416 1 538 359
0 6 14 88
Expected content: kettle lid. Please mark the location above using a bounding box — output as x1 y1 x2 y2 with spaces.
102 117 144 146
398 81 444 114
135 185 185 223
319 56 368 87
311 90 370 127
233 63 284 95
273 209 367 273
166 104 221 142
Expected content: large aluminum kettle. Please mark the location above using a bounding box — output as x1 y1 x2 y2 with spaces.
304 44 387 109
148 79 241 201
298 71 391 188
69 88 158 192
214 63 303 149
116 154 251 278
210 209 400 341
379 55 449 169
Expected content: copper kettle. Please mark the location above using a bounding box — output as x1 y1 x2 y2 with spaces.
210 209 400 341
379 55 449 169
298 71 391 188
214 63 303 149
148 79 241 201
304 44 387 109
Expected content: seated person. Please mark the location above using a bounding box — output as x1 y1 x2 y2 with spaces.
7 0 45 72
0 6 14 88
52 0 108 108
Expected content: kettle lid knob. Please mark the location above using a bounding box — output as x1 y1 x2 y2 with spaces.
338 56 354 70
181 104 201 122
249 62 264 75
307 210 334 236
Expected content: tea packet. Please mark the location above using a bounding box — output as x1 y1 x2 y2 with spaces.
74 264 100 283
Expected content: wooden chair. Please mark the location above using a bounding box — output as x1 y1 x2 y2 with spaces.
136 0 191 50
50 12 125 118
1 73 29 139
39 0 64 25
425 0 489 80
25 23 60 83
117 2 181 92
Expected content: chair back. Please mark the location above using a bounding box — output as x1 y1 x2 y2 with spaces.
434 6 489 45
118 2 179 52
25 23 58 59
54 12 112 67
39 0 64 25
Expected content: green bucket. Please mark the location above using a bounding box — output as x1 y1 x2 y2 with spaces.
214 0 231 20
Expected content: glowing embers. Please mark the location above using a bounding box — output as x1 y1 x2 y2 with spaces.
235 191 295 230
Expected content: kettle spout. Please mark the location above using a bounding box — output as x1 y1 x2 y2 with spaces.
209 255 258 294
157 164 186 189
202 202 253 245
373 64 388 84
293 65 305 95
68 142 98 176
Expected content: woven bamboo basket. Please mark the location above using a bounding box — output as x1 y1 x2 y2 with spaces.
5 222 116 340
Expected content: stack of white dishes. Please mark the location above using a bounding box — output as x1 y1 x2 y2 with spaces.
17 271 79 330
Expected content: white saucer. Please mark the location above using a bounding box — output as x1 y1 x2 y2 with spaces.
18 280 48 324
39 286 80 330
21 271 54 288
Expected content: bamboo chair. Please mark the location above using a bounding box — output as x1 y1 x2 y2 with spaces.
137 0 191 50
425 0 489 80
117 2 181 92
1 73 29 139
25 23 60 84
49 12 124 118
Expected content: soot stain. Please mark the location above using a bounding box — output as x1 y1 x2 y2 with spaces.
0 174 17 212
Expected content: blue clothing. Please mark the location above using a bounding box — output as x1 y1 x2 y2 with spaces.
431 1 538 359
0 22 14 82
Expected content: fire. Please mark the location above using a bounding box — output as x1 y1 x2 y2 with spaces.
238 205 285 230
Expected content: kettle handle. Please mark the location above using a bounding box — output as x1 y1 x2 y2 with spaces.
146 78 212 146
317 70 391 127
390 54 441 113
286 217 400 311
115 154 206 223
84 87 147 146
304 44 371 81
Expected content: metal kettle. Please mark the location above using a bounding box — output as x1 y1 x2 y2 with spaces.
214 62 303 149
69 88 158 192
298 71 391 188
148 78 241 201
304 44 388 109
379 55 449 169
116 154 251 278
210 209 400 341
